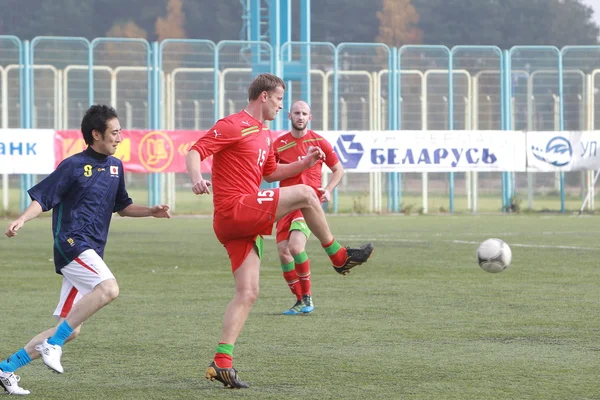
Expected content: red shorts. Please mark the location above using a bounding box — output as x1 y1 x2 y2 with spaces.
275 209 304 243
213 188 280 272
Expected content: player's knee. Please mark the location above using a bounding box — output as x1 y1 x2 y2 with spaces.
288 242 305 257
237 286 259 305
278 251 292 263
97 279 119 304
277 244 291 260
300 185 319 208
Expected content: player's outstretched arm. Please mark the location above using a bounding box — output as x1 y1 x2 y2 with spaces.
5 200 43 237
264 146 325 183
186 149 212 195
117 204 171 218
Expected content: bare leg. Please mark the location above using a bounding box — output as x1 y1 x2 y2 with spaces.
23 318 81 360
22 279 117 359
275 185 333 244
277 240 294 265
287 229 308 257
31 279 119 373
219 249 260 344
275 185 374 274
63 279 119 329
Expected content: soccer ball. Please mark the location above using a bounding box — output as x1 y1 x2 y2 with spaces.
477 238 512 273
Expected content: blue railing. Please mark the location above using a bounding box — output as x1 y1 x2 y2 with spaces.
2 36 599 213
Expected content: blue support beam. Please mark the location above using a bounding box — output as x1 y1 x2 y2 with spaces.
448 50 455 213
249 0 313 191
248 0 312 102
299 0 311 103
19 40 32 212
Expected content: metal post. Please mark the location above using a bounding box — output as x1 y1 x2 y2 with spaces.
558 50 565 212
502 49 509 211
19 40 32 213
448 48 455 213
151 41 161 206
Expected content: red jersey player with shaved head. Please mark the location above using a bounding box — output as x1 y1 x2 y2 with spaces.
186 73 373 389
273 100 345 315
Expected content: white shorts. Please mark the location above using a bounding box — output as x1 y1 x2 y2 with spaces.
53 249 116 319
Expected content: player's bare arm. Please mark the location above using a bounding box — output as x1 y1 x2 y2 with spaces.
264 146 325 182
186 149 212 195
117 204 171 218
5 200 43 237
320 161 344 203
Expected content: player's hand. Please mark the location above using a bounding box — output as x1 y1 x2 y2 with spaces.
318 188 331 203
5 219 24 238
150 204 171 219
192 179 212 195
306 146 325 167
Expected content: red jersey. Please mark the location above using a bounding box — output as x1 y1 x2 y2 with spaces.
273 130 339 189
190 110 277 213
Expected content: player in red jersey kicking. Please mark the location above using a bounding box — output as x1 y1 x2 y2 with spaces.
273 100 345 315
186 73 373 389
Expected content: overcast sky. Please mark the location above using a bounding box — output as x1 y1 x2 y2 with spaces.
581 0 600 29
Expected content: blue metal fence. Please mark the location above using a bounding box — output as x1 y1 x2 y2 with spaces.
2 37 600 214
0 36 22 213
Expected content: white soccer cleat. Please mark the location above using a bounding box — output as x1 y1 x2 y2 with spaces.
0 369 31 395
35 339 64 374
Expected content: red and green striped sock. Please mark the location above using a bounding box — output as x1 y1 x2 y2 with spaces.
214 343 234 368
293 252 311 295
322 238 348 267
282 261 301 300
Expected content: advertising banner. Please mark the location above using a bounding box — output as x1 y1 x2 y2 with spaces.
55 130 213 173
526 131 600 171
17 129 600 175
321 130 527 172
0 129 55 174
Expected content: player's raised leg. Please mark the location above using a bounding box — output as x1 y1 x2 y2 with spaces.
275 184 374 275
35 251 119 374
37 279 118 373
0 275 85 394
0 318 82 395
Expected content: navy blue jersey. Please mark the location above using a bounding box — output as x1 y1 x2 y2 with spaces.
28 147 133 273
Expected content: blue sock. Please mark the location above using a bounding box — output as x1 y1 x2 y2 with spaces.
47 321 74 347
0 348 32 373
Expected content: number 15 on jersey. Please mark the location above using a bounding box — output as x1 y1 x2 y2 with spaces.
257 149 267 167
257 189 274 204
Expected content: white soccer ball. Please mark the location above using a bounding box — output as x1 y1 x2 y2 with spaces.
477 238 512 273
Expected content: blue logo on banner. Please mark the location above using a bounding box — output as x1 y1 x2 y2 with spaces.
531 136 572 167
335 134 364 169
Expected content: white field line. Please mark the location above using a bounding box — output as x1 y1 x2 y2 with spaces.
450 240 600 251
335 231 600 238
264 235 600 251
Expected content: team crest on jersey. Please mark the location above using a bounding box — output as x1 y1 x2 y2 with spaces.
110 166 119 176
67 238 75 247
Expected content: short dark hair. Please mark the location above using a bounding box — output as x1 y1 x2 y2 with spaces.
247 73 286 102
81 105 118 145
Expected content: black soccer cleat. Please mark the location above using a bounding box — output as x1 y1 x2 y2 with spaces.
205 361 250 389
333 243 374 275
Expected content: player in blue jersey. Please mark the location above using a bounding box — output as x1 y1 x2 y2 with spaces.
0 105 171 396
